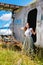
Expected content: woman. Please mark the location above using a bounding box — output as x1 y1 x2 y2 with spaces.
21 23 36 56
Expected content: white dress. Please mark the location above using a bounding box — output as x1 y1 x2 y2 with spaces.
24 28 32 37
23 28 34 55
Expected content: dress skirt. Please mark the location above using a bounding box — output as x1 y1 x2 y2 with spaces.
22 36 34 56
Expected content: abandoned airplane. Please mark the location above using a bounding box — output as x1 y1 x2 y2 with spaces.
13 0 43 48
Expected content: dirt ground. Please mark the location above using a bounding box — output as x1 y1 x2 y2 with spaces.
0 37 22 49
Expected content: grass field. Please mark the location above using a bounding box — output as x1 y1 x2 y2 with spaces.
0 48 43 65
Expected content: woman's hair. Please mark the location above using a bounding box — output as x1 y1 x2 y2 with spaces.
27 23 30 27
24 23 30 31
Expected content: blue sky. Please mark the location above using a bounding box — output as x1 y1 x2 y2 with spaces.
0 10 12 28
0 10 12 35
0 0 35 6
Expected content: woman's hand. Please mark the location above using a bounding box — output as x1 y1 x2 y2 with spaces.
31 29 36 35
20 26 27 31
21 27 24 30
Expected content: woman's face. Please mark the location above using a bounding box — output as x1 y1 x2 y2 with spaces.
26 23 29 28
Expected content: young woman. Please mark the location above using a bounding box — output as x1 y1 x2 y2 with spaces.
21 23 36 56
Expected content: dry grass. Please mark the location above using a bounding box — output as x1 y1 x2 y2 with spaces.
0 48 43 65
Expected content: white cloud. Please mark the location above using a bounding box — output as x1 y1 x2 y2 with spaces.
0 29 12 35
4 23 10 27
0 13 12 21
3 21 11 27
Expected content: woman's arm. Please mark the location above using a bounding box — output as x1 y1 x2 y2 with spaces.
21 26 27 31
31 29 36 35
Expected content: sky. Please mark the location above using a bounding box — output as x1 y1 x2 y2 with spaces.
0 0 35 6
0 10 12 35
0 10 12 28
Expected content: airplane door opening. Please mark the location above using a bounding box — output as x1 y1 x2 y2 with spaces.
27 8 37 43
